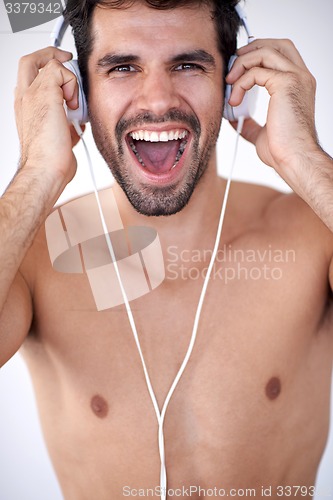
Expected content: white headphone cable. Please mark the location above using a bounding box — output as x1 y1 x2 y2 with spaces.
157 115 245 497
72 116 245 499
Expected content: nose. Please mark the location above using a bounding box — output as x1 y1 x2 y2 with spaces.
135 69 181 117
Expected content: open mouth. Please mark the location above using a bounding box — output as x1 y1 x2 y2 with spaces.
127 128 189 175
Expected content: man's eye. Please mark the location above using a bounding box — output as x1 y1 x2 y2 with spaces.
109 65 136 73
174 63 202 71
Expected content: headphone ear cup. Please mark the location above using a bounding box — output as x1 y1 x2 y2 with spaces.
63 60 89 124
223 80 234 121
223 55 258 121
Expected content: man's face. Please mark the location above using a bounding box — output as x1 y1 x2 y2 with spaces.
88 2 224 216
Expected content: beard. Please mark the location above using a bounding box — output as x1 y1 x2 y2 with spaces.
90 109 222 217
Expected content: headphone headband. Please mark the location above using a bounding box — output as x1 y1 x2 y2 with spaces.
50 15 69 48
235 4 255 42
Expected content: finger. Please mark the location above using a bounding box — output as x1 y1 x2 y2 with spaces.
229 66 315 108
226 46 296 84
15 56 79 142
229 67 292 106
29 58 79 109
15 47 72 99
237 38 308 70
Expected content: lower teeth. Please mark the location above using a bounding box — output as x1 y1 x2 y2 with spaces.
129 142 145 167
130 139 187 171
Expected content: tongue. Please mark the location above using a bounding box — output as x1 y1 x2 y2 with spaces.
134 140 180 174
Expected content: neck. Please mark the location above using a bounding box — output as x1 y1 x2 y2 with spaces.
113 153 226 253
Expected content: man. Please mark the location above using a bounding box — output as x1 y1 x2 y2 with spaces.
1 0 333 498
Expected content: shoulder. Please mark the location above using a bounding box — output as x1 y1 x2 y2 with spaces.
23 187 123 276
21 191 103 279
265 188 333 258
229 179 333 261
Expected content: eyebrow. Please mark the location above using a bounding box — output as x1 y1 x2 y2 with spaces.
97 53 140 69
96 49 216 70
170 50 216 68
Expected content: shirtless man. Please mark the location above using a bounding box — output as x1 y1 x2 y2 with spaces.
1 0 333 498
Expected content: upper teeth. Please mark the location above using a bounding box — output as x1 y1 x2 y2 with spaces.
129 130 188 142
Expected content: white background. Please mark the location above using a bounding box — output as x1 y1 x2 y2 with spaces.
0 0 332 498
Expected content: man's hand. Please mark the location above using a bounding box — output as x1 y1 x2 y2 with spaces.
226 38 333 237
226 39 318 178
0 47 86 348
14 47 83 185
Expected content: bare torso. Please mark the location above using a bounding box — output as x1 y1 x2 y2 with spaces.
20 180 333 499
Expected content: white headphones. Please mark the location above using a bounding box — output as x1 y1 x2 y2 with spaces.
224 3 258 121
50 2 257 124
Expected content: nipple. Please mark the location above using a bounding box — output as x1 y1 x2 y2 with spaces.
90 394 109 418
265 377 281 401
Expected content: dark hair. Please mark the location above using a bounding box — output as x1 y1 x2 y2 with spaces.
64 0 241 98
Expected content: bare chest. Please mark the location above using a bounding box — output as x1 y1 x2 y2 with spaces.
23 251 333 494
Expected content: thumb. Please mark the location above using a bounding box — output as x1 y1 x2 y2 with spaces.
229 117 263 146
